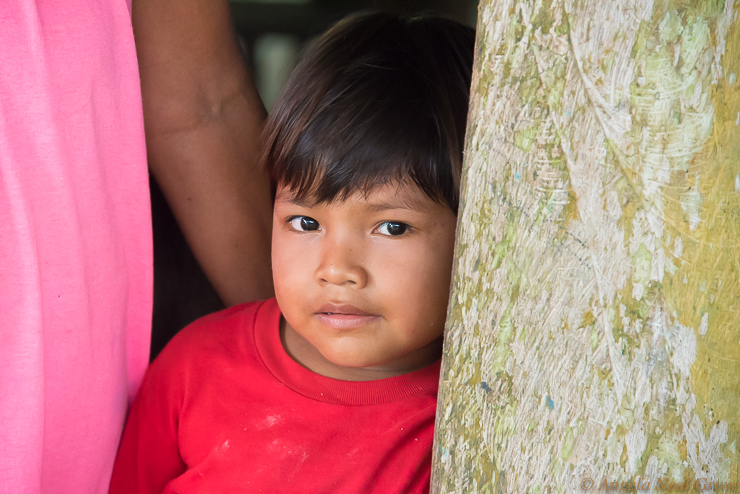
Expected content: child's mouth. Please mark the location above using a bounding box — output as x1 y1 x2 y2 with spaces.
315 303 379 329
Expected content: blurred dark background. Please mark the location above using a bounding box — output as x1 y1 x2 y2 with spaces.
149 0 479 360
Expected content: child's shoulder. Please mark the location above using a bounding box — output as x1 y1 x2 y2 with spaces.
152 297 277 373
132 298 281 422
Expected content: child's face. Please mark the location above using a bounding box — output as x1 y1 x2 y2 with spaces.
272 181 457 380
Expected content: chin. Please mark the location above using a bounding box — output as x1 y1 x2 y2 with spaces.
324 353 377 369
319 346 383 369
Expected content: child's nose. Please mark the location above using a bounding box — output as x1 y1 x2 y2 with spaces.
314 240 368 288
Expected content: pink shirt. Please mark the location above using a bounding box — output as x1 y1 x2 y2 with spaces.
0 1 152 492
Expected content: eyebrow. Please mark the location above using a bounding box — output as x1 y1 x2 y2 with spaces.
362 199 426 213
276 191 428 213
281 195 312 207
274 190 316 208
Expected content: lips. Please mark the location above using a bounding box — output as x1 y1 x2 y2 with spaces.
315 303 379 329
316 303 375 316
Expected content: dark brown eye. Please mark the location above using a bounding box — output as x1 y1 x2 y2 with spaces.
378 221 408 236
289 216 320 231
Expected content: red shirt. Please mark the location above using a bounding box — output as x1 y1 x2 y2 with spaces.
110 299 440 493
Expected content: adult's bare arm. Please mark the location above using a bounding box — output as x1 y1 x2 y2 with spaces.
132 0 273 306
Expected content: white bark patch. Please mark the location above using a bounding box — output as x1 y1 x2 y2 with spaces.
713 0 736 84
626 421 649 475
698 312 709 336
673 236 684 258
681 175 703 231
681 395 732 481
668 322 697 377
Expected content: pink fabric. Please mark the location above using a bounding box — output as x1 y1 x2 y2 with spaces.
0 1 152 493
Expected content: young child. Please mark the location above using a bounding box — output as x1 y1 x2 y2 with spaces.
110 11 474 494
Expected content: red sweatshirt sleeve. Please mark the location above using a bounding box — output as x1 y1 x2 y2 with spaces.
109 345 187 493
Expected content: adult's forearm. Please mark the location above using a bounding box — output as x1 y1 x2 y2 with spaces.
133 0 273 306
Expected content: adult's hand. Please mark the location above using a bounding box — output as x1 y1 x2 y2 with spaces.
133 0 273 306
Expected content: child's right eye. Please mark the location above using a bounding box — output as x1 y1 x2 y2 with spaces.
289 216 321 232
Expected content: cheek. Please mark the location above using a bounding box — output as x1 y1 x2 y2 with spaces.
371 237 455 316
271 231 311 304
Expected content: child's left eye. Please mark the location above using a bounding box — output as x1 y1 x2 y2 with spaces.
376 221 409 236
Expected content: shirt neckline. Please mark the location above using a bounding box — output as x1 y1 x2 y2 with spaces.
253 298 441 406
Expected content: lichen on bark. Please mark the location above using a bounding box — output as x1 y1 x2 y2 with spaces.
432 0 740 492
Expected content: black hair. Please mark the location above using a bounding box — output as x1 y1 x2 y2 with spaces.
262 11 475 213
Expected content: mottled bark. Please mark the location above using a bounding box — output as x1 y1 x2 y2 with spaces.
432 0 740 492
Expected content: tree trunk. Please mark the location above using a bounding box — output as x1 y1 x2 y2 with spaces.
432 0 740 492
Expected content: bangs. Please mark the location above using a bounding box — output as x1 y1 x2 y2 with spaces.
271 77 456 207
262 11 475 212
